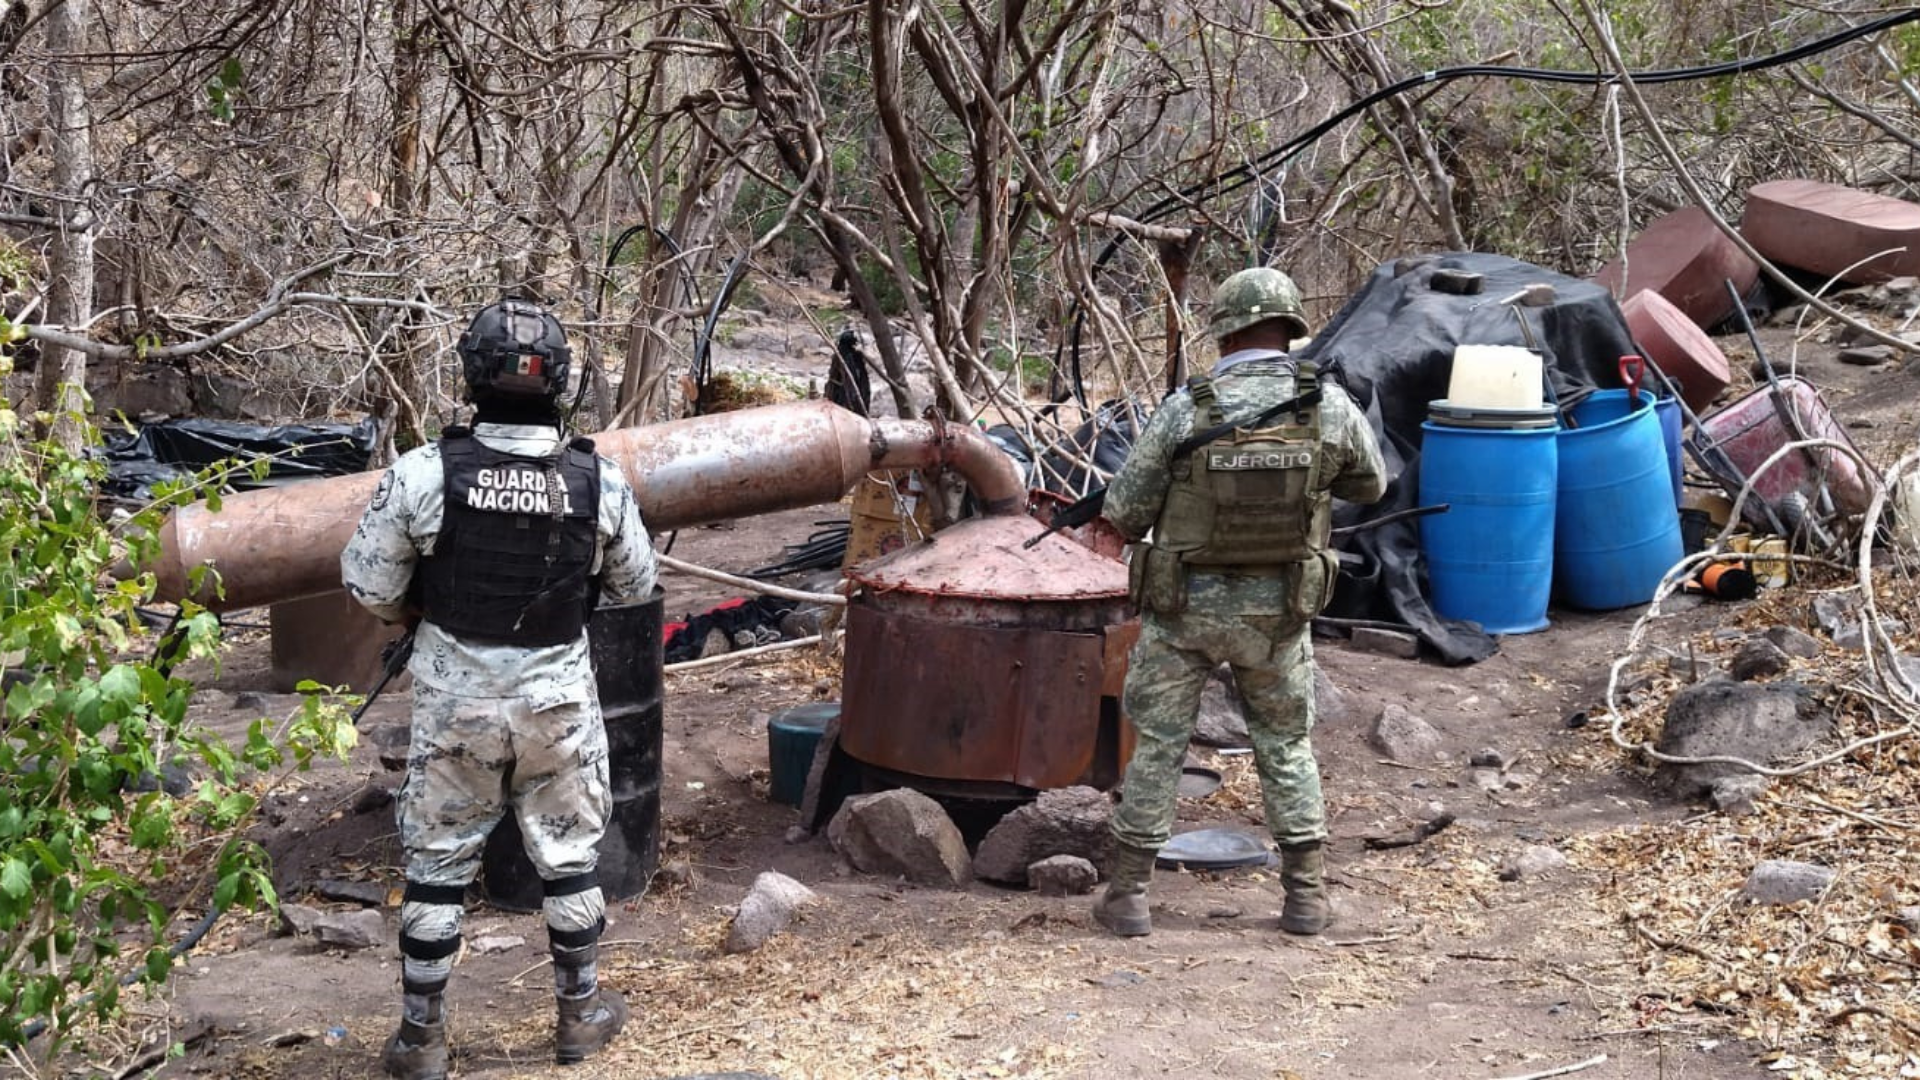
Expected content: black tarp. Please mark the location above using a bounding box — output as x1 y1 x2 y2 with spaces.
99 417 378 502
1297 252 1638 664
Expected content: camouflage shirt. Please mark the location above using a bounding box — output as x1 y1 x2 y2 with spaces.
340 423 657 708
1103 353 1387 614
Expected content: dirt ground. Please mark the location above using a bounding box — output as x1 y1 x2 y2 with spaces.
27 300 1920 1080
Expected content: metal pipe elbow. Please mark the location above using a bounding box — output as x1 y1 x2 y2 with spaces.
868 415 1025 516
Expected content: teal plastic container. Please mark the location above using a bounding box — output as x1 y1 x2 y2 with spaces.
1555 390 1684 610
1418 419 1558 634
767 703 839 807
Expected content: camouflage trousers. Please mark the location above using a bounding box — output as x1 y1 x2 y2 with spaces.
397 680 611 986
1111 610 1325 850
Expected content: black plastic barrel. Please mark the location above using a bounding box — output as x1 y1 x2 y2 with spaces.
481 589 664 912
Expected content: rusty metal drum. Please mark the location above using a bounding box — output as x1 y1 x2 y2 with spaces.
840 514 1136 797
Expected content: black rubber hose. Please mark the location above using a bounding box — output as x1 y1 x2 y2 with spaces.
1061 7 1920 405
13 904 225 1045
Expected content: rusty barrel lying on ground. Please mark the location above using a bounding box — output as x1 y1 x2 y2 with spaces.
1742 179 1920 285
1594 205 1759 329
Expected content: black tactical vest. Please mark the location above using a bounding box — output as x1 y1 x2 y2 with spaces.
418 429 602 646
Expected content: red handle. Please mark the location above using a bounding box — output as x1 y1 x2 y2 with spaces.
1619 354 1646 401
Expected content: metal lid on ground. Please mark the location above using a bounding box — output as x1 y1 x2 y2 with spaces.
1156 828 1275 871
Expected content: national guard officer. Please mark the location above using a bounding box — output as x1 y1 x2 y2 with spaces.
1093 267 1386 937
342 300 657 1077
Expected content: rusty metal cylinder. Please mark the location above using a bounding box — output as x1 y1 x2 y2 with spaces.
142 401 1025 612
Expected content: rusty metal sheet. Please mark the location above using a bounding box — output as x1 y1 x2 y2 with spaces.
840 603 1113 789
269 589 408 693
850 514 1127 603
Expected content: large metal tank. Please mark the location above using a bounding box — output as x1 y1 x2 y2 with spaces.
838 512 1137 799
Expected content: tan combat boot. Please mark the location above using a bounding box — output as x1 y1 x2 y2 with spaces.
1091 843 1158 937
556 987 630 1064
381 1017 448 1080
1278 841 1332 935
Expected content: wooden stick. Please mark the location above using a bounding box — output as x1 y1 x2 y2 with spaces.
658 553 847 607
1490 1054 1608 1080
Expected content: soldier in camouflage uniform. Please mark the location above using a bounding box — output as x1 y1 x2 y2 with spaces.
1093 268 1386 938
342 300 656 1078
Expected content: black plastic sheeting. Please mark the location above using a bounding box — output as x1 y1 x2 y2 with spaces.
98 417 378 502
1298 252 1638 665
988 398 1145 498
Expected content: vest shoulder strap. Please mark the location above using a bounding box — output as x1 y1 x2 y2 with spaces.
1186 374 1222 426
1294 362 1318 423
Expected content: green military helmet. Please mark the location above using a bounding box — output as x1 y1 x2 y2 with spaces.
1208 267 1309 341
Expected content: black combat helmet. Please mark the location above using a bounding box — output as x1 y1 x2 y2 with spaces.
456 300 572 401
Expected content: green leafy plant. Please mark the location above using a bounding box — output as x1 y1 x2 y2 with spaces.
0 334 354 1057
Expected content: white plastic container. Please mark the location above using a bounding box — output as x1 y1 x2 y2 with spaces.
1447 344 1544 411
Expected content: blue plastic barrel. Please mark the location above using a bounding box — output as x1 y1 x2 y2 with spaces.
1556 390 1684 610
1655 396 1682 505
1419 421 1558 634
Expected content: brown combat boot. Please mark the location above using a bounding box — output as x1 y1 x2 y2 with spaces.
1092 842 1157 937
555 988 630 1065
381 1017 448 1080
1278 841 1332 935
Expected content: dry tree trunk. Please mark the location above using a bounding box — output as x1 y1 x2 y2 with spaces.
34 0 93 452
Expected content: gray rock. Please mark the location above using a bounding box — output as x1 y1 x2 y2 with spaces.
1837 345 1895 366
1897 906 1920 933
1193 663 1345 747
471 934 525 955
794 711 840 826
1027 855 1099 897
314 909 387 951
973 786 1111 885
190 370 277 421
91 364 195 418
1763 626 1821 660
1765 304 1808 328
350 786 394 815
1369 704 1444 764
364 723 411 771
1499 845 1568 881
231 690 272 713
1834 618 1906 652
1667 654 1719 680
1891 655 1920 697
1729 639 1792 681
1655 679 1828 796
278 903 324 937
1314 664 1348 726
1351 626 1419 659
1192 665 1250 748
315 879 389 907
827 789 971 886
1709 774 1769 817
1740 860 1835 906
725 871 819 954
1810 594 1855 638
1468 748 1508 769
